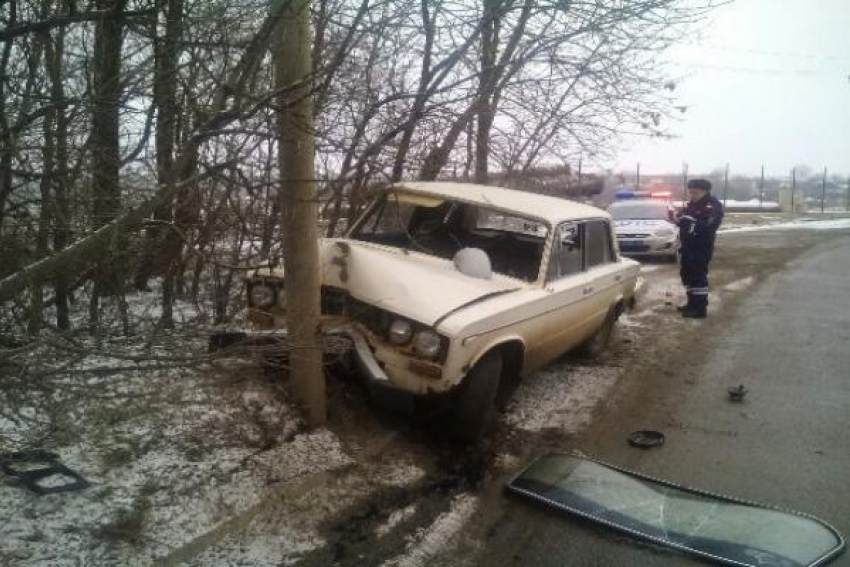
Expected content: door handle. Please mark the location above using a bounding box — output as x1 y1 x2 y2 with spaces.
614 275 622 282
583 286 594 295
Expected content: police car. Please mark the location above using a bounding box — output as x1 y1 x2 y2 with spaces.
609 193 679 262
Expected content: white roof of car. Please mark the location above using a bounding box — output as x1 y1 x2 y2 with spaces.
392 181 608 225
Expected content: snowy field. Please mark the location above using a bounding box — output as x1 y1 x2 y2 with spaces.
719 214 850 234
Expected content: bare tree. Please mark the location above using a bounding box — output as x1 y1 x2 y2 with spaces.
89 0 127 325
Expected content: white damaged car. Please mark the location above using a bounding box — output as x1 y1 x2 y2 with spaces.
609 199 680 262
235 182 640 440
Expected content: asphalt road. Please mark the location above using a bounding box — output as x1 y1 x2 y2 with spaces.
472 230 850 567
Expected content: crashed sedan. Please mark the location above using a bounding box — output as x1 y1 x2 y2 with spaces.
242 182 639 440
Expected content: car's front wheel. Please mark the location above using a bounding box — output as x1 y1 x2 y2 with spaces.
448 350 502 442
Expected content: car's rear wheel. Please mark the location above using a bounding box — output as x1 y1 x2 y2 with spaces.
578 307 617 358
448 350 502 442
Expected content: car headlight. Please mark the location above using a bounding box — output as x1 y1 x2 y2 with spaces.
388 319 413 345
413 329 442 359
249 283 275 308
655 228 675 237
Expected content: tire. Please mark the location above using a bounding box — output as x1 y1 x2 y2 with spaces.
578 308 617 359
448 350 502 442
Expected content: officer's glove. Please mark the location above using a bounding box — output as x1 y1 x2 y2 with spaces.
679 215 697 235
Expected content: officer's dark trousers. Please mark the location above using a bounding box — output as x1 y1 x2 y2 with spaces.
680 247 711 312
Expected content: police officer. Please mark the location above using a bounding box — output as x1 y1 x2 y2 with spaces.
676 179 724 318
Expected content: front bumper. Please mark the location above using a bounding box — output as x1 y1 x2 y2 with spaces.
209 325 415 413
617 235 678 256
348 331 415 413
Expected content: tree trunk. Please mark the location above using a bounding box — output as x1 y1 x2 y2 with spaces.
390 0 434 182
474 0 499 185
90 0 125 313
46 16 71 330
274 0 326 427
29 72 55 336
0 1 15 230
419 105 476 181
135 0 183 293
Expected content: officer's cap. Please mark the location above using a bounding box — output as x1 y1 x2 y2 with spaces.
687 179 712 191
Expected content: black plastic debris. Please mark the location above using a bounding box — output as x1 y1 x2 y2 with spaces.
627 430 665 448
727 385 748 402
0 450 91 495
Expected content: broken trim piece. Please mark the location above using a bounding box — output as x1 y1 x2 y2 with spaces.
506 453 845 567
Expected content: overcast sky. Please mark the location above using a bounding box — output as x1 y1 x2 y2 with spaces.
608 0 850 178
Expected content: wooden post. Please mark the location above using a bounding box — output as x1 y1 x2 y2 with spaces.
275 0 326 426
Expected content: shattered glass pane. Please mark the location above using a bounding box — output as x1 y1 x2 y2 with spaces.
507 454 844 567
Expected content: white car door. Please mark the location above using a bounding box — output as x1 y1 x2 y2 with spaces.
524 222 596 370
582 219 624 330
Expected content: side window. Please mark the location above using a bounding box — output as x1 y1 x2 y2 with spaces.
585 220 613 268
547 222 584 281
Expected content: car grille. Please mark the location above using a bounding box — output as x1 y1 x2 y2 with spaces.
618 233 650 239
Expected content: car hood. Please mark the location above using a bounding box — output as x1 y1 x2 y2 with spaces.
612 219 674 233
322 240 520 327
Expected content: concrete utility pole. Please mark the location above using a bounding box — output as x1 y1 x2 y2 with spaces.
274 0 326 426
821 166 827 213
759 165 764 208
723 163 729 207
681 162 689 202
846 176 849 212
791 168 796 213
636 163 641 190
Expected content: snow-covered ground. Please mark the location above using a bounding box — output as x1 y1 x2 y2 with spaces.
503 363 620 433
1 242 813 566
720 215 850 234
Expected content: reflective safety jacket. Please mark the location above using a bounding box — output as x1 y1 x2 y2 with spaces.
677 195 724 252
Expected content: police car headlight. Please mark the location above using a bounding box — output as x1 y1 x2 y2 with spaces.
389 319 413 345
655 228 675 237
249 283 275 308
413 330 442 359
